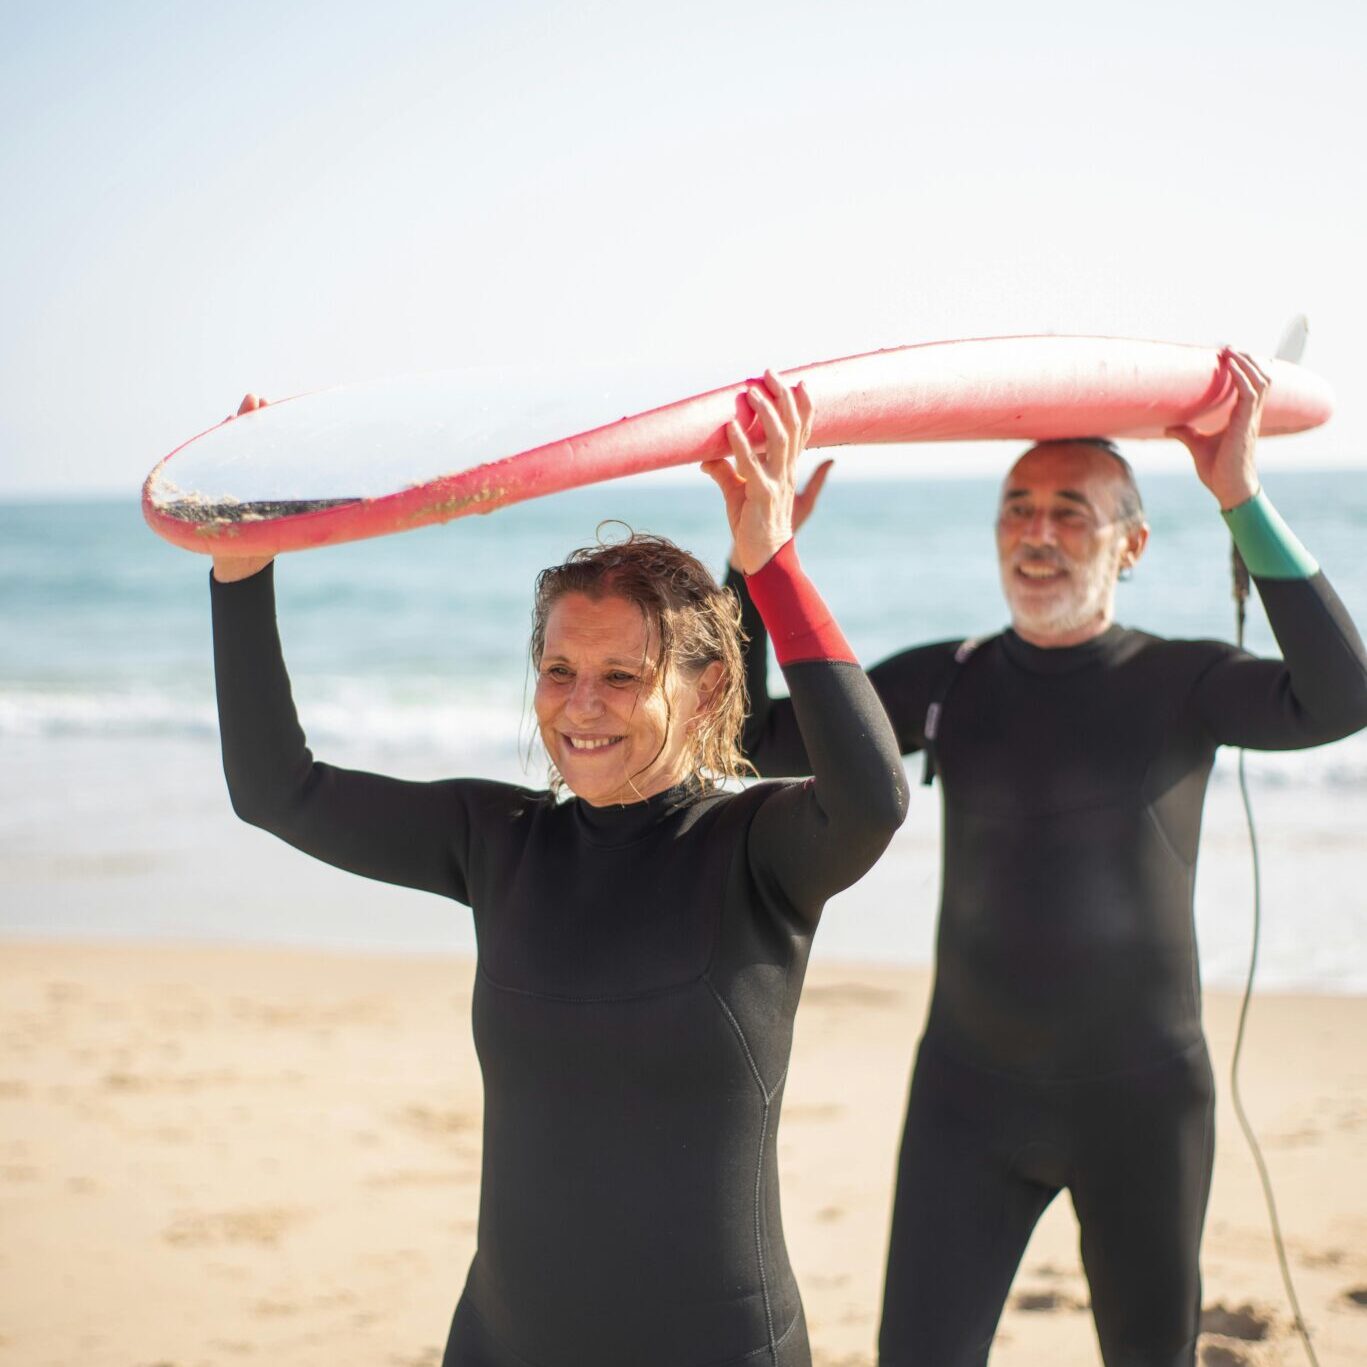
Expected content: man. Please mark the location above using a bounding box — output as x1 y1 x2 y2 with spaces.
726 350 1367 1366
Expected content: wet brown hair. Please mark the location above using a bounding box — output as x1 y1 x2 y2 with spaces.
530 527 754 797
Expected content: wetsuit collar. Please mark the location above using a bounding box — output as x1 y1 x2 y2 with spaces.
571 778 706 846
1001 623 1130 675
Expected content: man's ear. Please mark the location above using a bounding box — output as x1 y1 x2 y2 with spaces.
1122 520 1151 573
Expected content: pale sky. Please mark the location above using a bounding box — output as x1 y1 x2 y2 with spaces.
3 0 1365 497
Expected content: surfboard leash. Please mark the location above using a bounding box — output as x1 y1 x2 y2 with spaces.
1228 540 1321 1367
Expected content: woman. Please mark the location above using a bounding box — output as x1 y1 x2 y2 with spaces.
209 372 908 1367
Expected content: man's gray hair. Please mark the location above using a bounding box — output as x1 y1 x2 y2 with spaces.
1030 437 1145 528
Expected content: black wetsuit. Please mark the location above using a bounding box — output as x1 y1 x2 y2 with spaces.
730 568 1367 1367
211 558 907 1367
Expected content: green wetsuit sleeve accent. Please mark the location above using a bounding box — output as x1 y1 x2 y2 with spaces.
1221 487 1318 579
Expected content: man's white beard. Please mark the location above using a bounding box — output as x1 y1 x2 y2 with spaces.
1004 542 1122 638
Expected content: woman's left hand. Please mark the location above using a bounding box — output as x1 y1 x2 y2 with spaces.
703 369 815 575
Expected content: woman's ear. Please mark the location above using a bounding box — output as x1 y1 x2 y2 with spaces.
691 660 726 721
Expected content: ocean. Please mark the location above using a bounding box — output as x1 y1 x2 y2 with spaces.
4 470 1366 990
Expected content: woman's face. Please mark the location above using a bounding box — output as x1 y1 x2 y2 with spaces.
534 592 721 807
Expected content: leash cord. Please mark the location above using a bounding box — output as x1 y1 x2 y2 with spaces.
1228 543 1320 1367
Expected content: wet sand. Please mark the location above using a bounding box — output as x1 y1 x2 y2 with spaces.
1 940 1364 1366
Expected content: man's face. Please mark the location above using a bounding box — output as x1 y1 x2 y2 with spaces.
995 443 1147 647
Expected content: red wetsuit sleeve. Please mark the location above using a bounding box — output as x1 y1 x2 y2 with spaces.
743 538 856 666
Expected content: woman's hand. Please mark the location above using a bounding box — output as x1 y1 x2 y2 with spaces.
211 394 276 583
704 370 816 575
1166 348 1268 510
725 456 832 572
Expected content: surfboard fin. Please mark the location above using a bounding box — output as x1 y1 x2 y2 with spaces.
1274 314 1309 365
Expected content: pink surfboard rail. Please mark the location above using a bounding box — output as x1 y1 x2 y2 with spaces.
142 335 1333 557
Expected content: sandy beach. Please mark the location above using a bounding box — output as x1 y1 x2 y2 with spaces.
1 940 1363 1367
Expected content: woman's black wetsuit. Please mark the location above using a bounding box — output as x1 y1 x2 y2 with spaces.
730 546 1367 1366
210 541 908 1367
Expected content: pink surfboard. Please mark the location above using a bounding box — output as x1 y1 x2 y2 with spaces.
142 335 1333 557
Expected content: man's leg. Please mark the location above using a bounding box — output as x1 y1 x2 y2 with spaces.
878 1040 1059 1367
1069 1042 1216 1367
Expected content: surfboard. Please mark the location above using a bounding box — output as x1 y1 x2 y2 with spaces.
142 335 1333 556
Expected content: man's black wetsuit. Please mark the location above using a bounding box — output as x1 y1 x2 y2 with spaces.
730 553 1367 1366
210 544 908 1367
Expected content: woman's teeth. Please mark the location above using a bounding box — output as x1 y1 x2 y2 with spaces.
566 735 622 751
